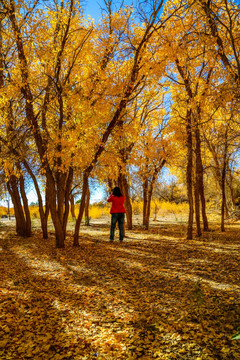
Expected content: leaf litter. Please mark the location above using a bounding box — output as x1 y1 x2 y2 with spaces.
0 221 240 359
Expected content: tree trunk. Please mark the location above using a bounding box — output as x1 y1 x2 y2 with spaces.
195 109 208 231
194 179 201 237
46 172 65 248
199 175 209 232
213 168 229 217
56 172 67 232
142 160 165 230
186 109 194 240
204 136 229 218
45 167 73 248
221 132 228 232
227 165 235 211
194 127 202 238
43 180 50 239
53 216 65 248
221 163 226 232
70 194 76 218
7 175 28 237
145 182 153 231
143 177 148 229
119 174 132 230
41 211 49 240
22 159 49 237
84 184 90 226
153 202 158 221
63 167 74 234
18 171 31 237
73 172 89 246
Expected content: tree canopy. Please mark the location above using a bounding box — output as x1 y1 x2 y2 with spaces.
0 0 240 246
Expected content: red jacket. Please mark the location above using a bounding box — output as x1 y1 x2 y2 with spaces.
107 195 126 214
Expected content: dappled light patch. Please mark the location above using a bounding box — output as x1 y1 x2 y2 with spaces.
117 258 145 270
110 246 160 259
12 246 66 278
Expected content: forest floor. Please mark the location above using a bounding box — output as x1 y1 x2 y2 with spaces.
0 215 240 360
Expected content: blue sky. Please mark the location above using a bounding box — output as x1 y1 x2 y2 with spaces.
83 0 240 21
83 0 103 21
83 0 136 22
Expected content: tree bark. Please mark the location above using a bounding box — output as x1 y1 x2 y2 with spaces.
7 175 28 237
145 181 154 231
194 178 201 237
226 164 235 211
221 131 228 232
186 109 194 240
18 170 31 237
142 160 166 230
203 133 230 218
84 184 90 226
70 194 76 219
44 179 50 239
194 125 202 237
119 173 132 230
23 159 49 239
195 109 208 232
143 176 148 229
63 167 74 235
221 161 227 232
46 171 65 248
73 172 89 246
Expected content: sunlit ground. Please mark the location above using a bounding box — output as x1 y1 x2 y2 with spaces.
0 215 240 359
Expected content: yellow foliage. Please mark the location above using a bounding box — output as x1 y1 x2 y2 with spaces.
132 201 143 215
29 205 40 219
88 205 110 219
132 200 188 216
156 200 188 216
0 207 14 218
28 201 187 221
84 201 188 218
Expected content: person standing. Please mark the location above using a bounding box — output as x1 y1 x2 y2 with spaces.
107 187 126 242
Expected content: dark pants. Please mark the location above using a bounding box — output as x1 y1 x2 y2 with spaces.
110 213 125 241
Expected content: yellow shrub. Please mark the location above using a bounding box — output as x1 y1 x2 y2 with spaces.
89 205 109 219
28 204 110 221
132 201 143 215
131 200 188 217
29 205 40 219
27 200 188 222
155 201 188 216
0 206 14 218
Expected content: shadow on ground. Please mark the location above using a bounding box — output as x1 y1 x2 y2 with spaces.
0 218 240 360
